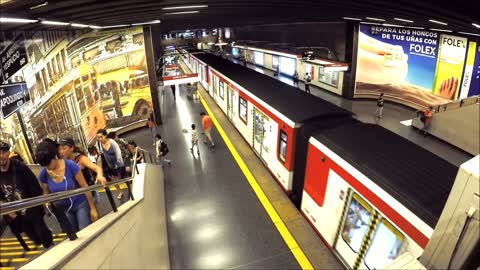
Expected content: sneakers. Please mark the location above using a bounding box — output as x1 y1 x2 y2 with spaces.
168 161 172 166
197 151 200 155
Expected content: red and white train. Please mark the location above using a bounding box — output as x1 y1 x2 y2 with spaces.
181 50 465 269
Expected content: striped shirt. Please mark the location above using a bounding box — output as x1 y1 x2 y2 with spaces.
192 129 198 143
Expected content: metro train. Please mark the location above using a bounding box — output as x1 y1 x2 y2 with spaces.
181 50 464 269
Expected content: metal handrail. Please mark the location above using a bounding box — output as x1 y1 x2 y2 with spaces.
0 146 157 216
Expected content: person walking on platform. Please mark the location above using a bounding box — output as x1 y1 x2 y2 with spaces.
293 70 299 87
155 135 172 167
375 92 385 119
0 141 54 249
304 72 311 93
171 84 176 101
147 112 157 145
200 112 215 148
190 124 200 156
419 106 434 135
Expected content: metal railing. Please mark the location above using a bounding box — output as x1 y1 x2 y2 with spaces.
434 95 479 113
0 146 158 248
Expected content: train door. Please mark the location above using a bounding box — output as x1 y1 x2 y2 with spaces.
213 76 218 100
334 191 406 269
252 108 271 163
226 85 236 120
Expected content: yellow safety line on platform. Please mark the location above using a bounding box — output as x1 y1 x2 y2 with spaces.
199 94 314 270
1 250 43 257
0 267 15 270
0 258 28 263
0 237 65 246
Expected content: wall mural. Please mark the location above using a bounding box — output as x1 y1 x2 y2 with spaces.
0 27 153 162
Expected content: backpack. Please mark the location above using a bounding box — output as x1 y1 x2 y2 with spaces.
74 153 96 186
306 76 311 83
158 141 169 156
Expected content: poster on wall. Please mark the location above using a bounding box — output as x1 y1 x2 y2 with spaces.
355 25 475 108
2 27 153 155
272 55 279 70
245 50 254 63
318 66 338 87
459 41 480 98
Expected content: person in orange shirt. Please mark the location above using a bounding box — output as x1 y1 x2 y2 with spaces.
200 112 215 148
420 106 434 135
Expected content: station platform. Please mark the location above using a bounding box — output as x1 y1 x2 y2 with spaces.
231 59 473 167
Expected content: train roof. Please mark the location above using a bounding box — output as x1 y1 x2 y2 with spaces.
312 122 458 228
193 53 352 124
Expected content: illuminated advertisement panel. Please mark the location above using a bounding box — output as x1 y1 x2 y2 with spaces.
355 25 477 108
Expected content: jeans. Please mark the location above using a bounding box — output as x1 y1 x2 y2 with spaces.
149 127 156 140
65 199 91 232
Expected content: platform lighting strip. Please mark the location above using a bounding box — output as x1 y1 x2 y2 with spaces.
162 5 208 10
459 32 480 37
394 18 414 23
473 23 480 28
343 17 362 21
0 17 38 23
430 28 452 32
406 26 425 30
131 20 161 26
30 1 48 10
360 22 382 26
429 19 448 25
42 20 69 25
383 23 405 28
164 11 200 15
366 17 385 21
102 24 130 28
71 23 89 28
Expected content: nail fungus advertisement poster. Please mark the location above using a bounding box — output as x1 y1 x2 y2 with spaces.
355 25 476 108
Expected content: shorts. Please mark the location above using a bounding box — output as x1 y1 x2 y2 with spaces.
204 128 212 137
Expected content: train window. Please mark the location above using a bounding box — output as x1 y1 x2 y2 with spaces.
219 81 225 99
363 219 405 270
239 97 248 124
341 193 373 253
278 131 287 162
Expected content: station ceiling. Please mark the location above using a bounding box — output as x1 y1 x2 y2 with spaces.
1 0 479 35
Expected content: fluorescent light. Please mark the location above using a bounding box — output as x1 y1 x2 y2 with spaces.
71 23 89 28
407 26 425 30
89 25 102 29
42 20 69 25
102 24 130 28
429 19 448 25
0 17 38 23
394 18 414 23
162 5 208 10
360 22 382 25
342 17 362 21
30 1 48 10
366 17 385 22
458 31 480 37
164 11 200 15
383 23 404 28
430 28 452 32
131 20 161 26
473 23 480 28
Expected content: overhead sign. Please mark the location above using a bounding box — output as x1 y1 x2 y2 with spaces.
0 83 30 119
162 74 199 86
0 34 28 83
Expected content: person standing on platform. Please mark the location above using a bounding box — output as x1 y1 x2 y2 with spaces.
375 92 385 119
0 141 54 249
190 124 200 156
171 84 176 101
420 106 434 135
147 112 157 145
200 112 215 148
155 135 172 167
304 72 311 93
293 70 299 87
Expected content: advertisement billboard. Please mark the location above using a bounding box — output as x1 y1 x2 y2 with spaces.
1 27 153 157
355 25 476 108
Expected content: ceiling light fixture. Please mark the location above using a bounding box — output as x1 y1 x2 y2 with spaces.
131 20 161 26
0 17 38 23
30 1 48 10
42 20 69 25
430 28 452 32
89 25 102 29
71 23 89 28
162 5 208 10
383 23 404 28
472 23 480 28
394 18 414 23
406 26 425 30
164 11 200 15
342 17 362 21
429 19 448 25
360 22 382 25
102 24 130 28
366 17 385 22
458 31 480 37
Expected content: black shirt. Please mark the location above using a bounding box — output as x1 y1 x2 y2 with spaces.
0 159 43 216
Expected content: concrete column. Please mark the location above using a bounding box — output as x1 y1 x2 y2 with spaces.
342 22 359 99
143 26 162 125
